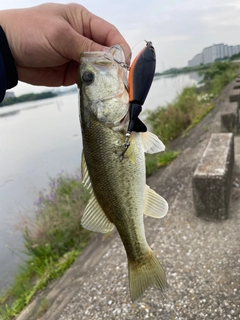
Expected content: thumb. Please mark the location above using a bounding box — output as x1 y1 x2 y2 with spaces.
62 29 131 65
62 31 108 62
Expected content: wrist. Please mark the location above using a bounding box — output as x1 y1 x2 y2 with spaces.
0 24 18 91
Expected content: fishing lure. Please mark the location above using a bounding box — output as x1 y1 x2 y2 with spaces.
120 41 156 161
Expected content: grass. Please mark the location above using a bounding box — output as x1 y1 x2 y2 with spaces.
145 150 179 176
199 61 240 96
146 86 213 145
0 172 91 319
145 61 240 175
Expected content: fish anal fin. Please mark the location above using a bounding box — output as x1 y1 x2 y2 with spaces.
144 185 168 218
81 194 114 233
140 131 165 154
128 250 168 302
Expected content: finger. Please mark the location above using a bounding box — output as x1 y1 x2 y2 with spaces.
63 28 131 66
17 60 79 86
66 4 131 64
85 13 132 65
56 29 106 62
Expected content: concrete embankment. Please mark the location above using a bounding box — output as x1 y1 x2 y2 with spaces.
18 79 240 320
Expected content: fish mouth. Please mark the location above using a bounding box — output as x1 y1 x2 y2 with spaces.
80 45 126 66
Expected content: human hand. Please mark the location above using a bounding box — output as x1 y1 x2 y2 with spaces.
0 3 131 87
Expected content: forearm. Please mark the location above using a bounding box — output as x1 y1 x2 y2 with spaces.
0 25 18 102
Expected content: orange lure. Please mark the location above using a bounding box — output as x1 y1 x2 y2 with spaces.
120 41 156 160
127 41 156 133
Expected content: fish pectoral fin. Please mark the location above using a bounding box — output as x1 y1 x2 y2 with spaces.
143 185 168 218
140 131 165 154
81 152 92 192
81 194 114 233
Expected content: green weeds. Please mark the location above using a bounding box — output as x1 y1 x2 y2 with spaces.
0 172 91 319
146 86 213 144
145 150 179 176
146 61 240 174
199 61 240 95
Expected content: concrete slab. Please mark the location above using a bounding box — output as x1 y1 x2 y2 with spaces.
192 133 234 220
229 89 240 102
221 101 239 134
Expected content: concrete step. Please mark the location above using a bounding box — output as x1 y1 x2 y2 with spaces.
229 88 240 102
220 101 239 134
192 133 234 220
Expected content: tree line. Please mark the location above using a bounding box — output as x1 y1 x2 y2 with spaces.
0 91 57 107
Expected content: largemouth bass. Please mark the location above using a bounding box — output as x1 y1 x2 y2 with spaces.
78 45 168 302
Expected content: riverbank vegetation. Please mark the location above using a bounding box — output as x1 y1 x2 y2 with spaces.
145 60 240 174
0 91 57 107
155 63 210 77
0 60 239 319
0 173 91 319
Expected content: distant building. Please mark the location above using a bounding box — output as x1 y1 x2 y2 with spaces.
188 43 240 67
188 53 203 67
203 46 213 64
4 91 15 98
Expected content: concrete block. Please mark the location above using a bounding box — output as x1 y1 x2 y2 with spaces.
229 89 240 102
235 79 240 83
233 83 240 89
220 101 239 134
192 133 234 220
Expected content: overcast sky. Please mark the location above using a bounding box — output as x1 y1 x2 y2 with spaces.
2 0 240 95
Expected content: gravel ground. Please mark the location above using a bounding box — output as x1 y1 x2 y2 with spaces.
17 80 240 320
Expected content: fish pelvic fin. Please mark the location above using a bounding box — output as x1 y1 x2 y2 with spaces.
128 250 168 302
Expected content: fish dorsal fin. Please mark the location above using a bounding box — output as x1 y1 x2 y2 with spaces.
81 194 115 233
143 185 168 218
81 152 92 191
140 131 165 154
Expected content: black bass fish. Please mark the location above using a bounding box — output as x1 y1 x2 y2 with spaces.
78 45 168 302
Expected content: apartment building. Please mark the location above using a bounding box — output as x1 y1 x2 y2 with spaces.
188 43 240 67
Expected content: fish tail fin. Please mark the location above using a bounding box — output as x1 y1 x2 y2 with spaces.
128 250 168 302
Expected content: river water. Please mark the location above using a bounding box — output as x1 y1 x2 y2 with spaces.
0 72 201 290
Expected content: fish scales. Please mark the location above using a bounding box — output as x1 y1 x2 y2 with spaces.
78 45 168 301
80 115 148 260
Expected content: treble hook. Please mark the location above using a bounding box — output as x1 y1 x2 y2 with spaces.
119 132 131 162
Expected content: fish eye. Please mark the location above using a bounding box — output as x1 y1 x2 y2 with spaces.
82 71 94 84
